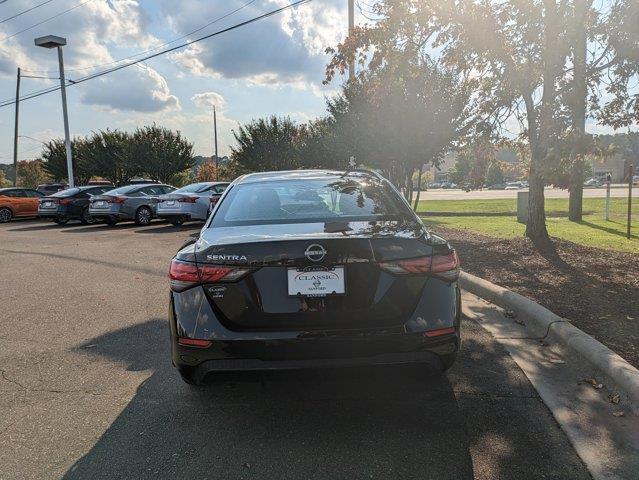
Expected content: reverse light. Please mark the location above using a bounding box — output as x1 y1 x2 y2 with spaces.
379 251 459 280
168 259 252 292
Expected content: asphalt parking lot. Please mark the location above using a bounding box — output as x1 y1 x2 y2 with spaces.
0 219 590 480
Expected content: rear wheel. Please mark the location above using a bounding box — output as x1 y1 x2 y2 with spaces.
80 207 96 225
0 207 12 223
53 217 69 225
104 218 118 226
135 206 152 226
169 217 184 226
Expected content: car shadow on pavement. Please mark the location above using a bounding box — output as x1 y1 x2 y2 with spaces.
63 319 475 480
134 223 203 235
63 319 590 480
7 221 86 232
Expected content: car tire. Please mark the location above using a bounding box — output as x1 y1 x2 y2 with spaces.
178 366 204 386
135 206 153 226
54 217 69 225
104 218 118 226
80 207 96 225
169 217 184 226
0 207 12 223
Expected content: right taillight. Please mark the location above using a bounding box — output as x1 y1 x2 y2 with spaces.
168 259 252 292
380 251 459 281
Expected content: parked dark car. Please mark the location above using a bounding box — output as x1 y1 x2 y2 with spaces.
36 183 68 195
89 183 176 226
169 169 461 385
38 185 114 224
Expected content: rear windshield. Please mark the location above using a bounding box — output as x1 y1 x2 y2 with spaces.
103 185 140 195
173 183 211 194
51 188 80 197
210 177 410 227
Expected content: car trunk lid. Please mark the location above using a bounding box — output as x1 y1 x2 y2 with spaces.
193 220 434 331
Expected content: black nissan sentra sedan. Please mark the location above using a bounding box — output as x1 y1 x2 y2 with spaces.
168 170 461 385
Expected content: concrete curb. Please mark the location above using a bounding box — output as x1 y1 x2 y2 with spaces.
459 271 639 407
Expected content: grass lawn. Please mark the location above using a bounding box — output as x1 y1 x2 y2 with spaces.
417 198 638 253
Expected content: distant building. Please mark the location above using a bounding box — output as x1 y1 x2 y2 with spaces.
591 154 629 182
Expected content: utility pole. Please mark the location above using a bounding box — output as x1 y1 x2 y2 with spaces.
348 0 354 81
12 67 21 187
628 164 634 239
213 105 219 181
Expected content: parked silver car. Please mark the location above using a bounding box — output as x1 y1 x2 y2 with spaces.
89 183 175 226
156 182 229 225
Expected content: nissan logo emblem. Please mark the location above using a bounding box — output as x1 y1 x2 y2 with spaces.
305 244 327 262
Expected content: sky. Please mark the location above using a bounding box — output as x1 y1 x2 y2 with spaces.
0 0 352 164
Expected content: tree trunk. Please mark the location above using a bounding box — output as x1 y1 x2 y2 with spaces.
568 0 589 222
413 163 423 211
526 150 549 241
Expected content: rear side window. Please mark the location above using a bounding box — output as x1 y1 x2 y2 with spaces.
211 178 410 227
51 188 80 198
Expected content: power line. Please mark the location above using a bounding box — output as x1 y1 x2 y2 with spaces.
0 0 58 24
23 0 258 75
0 0 94 43
0 0 313 108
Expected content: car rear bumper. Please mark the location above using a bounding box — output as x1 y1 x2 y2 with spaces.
88 210 131 220
157 212 192 220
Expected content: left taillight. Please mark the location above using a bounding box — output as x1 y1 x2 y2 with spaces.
379 251 460 281
168 259 252 292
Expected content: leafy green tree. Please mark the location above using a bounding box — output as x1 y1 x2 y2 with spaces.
89 130 141 186
231 116 305 172
17 160 50 188
42 138 94 185
131 125 195 184
0 169 11 187
486 162 505 186
326 0 575 242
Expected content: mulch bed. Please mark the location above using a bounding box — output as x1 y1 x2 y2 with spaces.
432 226 639 369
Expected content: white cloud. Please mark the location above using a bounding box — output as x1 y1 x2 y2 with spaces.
191 91 226 109
80 64 180 113
160 0 346 90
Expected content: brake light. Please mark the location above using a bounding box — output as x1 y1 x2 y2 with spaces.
178 337 212 348
379 251 459 280
109 196 126 204
59 198 73 205
168 259 252 292
424 327 456 338
178 196 198 203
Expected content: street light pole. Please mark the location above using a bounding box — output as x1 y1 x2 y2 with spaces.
57 45 74 188
213 105 219 181
34 35 74 187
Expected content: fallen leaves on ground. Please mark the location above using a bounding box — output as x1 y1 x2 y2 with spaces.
612 411 624 417
582 378 604 389
608 393 620 404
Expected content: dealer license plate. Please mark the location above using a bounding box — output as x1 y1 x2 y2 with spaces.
287 266 345 296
